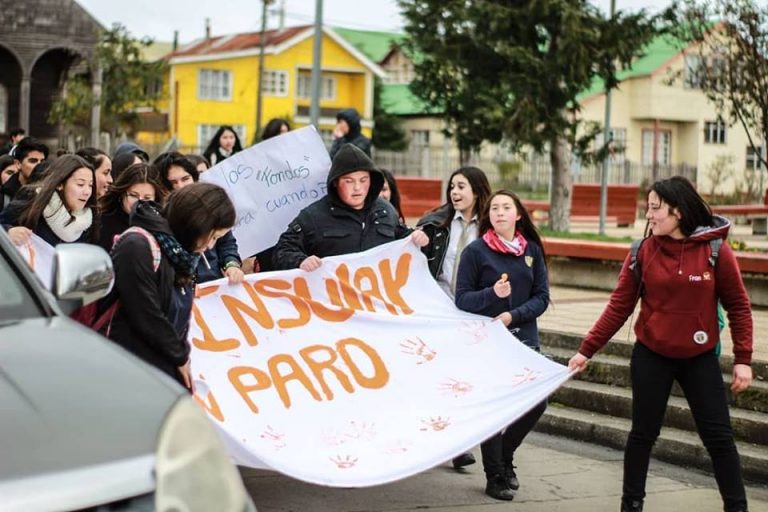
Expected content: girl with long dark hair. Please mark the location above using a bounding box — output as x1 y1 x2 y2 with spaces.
203 126 243 166
4 154 98 247
455 189 549 501
569 176 752 512
106 183 236 388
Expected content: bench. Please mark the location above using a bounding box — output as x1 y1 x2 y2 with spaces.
542 238 768 273
396 177 443 219
522 184 640 227
711 205 768 235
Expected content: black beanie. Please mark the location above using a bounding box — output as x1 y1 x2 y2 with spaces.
328 143 378 183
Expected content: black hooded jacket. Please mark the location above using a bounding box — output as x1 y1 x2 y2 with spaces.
105 200 192 384
329 108 372 160
272 144 411 270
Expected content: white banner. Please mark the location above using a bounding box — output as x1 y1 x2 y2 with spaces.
200 126 331 258
189 240 570 487
14 233 55 290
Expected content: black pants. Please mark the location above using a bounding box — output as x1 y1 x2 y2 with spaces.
481 400 547 477
624 342 747 511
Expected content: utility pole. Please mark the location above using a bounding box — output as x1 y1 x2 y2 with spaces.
90 61 102 149
256 0 272 139
598 0 616 236
309 0 323 128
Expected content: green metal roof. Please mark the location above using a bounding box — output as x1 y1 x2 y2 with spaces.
579 33 687 100
380 84 442 116
333 27 405 63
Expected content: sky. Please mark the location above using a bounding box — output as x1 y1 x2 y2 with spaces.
76 0 675 43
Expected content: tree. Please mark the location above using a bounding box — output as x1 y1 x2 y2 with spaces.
50 24 168 142
666 0 768 189
399 0 659 230
372 78 408 151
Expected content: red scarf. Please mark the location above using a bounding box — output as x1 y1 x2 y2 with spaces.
482 229 528 256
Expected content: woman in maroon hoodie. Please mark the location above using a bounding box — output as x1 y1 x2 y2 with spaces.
569 176 752 512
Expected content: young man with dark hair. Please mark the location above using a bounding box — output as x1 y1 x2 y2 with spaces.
1 137 49 210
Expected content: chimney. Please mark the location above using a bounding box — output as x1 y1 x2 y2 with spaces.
172 30 179 51
205 18 211 40
278 0 285 30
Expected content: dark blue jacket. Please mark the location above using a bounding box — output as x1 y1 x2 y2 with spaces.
197 230 241 283
455 237 549 349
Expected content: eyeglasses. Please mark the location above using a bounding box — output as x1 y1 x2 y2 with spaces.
125 192 155 202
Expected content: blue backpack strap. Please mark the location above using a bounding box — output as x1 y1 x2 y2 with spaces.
708 238 722 268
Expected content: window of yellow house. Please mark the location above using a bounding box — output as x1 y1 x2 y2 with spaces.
199 69 232 101
297 73 336 100
263 70 289 96
704 120 727 145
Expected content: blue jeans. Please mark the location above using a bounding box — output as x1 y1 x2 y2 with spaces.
624 342 747 511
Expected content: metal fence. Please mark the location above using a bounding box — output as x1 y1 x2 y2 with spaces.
372 146 697 194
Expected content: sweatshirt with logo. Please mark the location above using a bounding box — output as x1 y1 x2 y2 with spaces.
579 216 753 365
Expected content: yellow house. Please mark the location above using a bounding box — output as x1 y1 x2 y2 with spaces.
155 25 384 152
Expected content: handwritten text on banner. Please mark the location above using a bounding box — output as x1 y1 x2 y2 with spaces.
200 126 331 258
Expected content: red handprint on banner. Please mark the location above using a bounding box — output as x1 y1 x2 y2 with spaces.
420 416 451 432
259 425 287 450
329 455 358 469
460 320 488 345
511 367 541 387
400 337 437 364
438 378 473 397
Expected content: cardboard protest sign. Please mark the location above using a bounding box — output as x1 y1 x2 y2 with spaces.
200 126 331 258
14 233 55 290
189 239 570 487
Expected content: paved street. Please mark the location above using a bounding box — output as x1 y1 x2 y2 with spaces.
241 432 768 511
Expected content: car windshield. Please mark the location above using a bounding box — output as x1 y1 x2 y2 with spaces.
0 247 43 322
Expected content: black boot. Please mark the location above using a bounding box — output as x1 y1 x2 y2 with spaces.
620 498 643 512
503 463 520 491
452 452 476 469
485 474 515 501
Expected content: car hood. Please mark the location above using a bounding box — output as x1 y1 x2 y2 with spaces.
0 317 183 481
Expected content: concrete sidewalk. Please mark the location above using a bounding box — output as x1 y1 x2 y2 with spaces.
242 432 768 511
539 285 768 364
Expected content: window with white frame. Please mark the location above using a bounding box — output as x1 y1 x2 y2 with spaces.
296 73 336 100
198 124 247 149
262 70 289 96
642 130 671 166
594 128 627 163
198 69 232 101
746 145 764 170
704 120 727 144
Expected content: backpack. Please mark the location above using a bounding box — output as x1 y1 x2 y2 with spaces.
628 236 725 355
71 227 161 334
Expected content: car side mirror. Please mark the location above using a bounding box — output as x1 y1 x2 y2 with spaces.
54 243 114 313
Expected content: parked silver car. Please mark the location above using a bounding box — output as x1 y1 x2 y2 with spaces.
0 230 256 511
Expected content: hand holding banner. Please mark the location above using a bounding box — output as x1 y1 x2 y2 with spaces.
189 240 570 486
